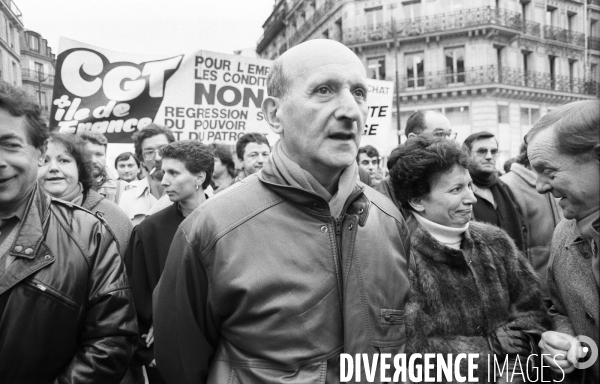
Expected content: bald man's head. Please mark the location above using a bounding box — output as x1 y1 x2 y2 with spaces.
405 110 453 140
267 40 364 100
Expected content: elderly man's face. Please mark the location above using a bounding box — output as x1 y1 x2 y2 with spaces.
469 137 498 175
0 108 45 213
276 45 368 175
528 127 600 221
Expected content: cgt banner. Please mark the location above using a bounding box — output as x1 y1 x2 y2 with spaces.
51 38 275 144
51 38 396 148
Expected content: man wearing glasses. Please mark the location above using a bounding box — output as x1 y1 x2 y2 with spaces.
119 124 175 226
463 131 526 252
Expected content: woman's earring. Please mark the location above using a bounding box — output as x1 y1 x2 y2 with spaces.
195 184 199 190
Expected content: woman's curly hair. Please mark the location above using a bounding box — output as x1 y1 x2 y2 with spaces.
389 135 468 211
47 133 96 193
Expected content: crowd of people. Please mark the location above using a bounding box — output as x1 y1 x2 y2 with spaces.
0 39 598 384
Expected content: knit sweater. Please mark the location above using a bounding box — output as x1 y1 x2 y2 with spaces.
405 214 549 383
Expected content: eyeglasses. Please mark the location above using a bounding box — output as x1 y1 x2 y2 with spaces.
142 146 166 160
474 148 499 158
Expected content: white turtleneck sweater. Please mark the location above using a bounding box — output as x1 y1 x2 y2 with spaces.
412 212 468 250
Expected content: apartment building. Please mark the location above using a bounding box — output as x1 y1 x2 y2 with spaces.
20 29 56 121
0 0 23 86
257 0 599 160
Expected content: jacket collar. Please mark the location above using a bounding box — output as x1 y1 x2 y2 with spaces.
510 163 537 188
258 159 366 218
8 183 51 260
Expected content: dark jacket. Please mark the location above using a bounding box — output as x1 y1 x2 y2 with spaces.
0 184 138 383
405 214 549 382
471 179 527 253
501 163 563 298
153 163 411 384
125 203 184 366
548 219 599 384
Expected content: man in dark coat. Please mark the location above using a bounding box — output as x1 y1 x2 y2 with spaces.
463 131 526 252
0 77 137 383
529 100 599 383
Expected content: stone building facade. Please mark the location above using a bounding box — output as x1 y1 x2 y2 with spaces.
0 0 23 86
256 0 599 162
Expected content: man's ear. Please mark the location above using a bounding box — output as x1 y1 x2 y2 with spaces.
408 197 425 213
262 96 283 135
37 140 48 167
196 171 206 187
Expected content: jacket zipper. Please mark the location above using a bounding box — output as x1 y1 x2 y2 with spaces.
26 280 79 311
332 216 345 314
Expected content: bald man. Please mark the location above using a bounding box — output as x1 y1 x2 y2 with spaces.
154 39 410 383
377 109 454 212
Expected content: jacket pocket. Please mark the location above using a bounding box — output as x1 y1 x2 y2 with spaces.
380 309 404 326
25 279 80 312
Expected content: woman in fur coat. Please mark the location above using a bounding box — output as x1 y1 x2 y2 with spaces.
389 136 550 383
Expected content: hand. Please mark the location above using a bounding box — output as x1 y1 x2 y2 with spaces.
539 331 584 374
142 325 154 347
488 325 530 356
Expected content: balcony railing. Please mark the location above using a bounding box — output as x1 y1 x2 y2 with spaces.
0 0 22 21
397 65 597 96
543 25 585 46
344 7 536 45
589 36 600 51
289 0 342 46
588 0 600 6
21 68 55 84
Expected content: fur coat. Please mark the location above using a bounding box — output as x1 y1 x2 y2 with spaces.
405 214 550 383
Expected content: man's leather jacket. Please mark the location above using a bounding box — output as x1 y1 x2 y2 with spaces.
0 184 138 383
154 163 411 383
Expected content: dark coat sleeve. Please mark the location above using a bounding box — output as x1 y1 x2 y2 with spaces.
124 225 154 366
153 227 220 384
57 220 138 383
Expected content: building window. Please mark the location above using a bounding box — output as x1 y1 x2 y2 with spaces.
445 106 470 126
8 25 14 48
12 62 17 85
522 50 532 86
36 91 47 110
444 47 465 84
549 55 556 90
35 62 44 79
567 12 576 33
546 6 556 27
520 107 540 126
365 7 383 31
592 64 598 81
29 35 40 52
367 57 386 80
403 1 422 21
498 105 509 124
405 52 424 88
569 60 577 92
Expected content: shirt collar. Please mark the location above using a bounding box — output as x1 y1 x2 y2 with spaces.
576 210 600 245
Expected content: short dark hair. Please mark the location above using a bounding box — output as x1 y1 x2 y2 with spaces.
48 133 96 192
389 135 468 211
462 131 497 152
405 111 427 137
209 143 236 178
525 100 599 161
515 142 530 168
266 59 289 99
132 123 175 161
357 145 379 162
160 140 214 189
0 82 48 149
503 158 516 173
235 133 270 160
114 151 140 169
78 131 108 151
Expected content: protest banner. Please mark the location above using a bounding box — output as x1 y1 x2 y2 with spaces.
51 38 397 157
51 38 276 145
360 79 396 156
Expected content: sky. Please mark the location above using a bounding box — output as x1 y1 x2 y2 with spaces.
16 0 276 56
